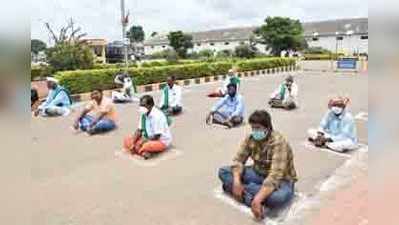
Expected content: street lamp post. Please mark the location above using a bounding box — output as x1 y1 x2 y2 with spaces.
346 30 354 56
120 0 129 72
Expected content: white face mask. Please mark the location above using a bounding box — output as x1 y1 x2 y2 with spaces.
138 106 148 114
331 106 344 115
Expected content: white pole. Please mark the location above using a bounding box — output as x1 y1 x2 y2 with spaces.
120 0 129 71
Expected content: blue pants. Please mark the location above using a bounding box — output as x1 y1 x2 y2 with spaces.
218 166 295 208
79 115 116 134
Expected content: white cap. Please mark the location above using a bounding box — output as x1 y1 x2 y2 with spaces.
46 77 59 84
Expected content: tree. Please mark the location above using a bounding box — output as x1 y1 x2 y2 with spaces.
198 49 214 58
150 32 158 37
31 39 47 54
44 19 94 71
255 16 306 56
234 44 256 58
127 25 145 43
167 31 194 58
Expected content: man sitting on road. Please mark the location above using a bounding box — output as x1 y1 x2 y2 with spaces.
268 75 298 110
73 89 117 135
123 95 172 160
218 110 297 220
111 72 138 103
308 96 358 152
208 68 241 98
206 83 244 128
160 75 183 116
34 77 73 117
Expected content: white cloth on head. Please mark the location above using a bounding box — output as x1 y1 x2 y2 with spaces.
46 77 59 83
138 107 172 146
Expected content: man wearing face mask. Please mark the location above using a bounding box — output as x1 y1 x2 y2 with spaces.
218 110 297 220
207 68 241 98
123 95 172 159
206 83 245 128
268 75 298 110
73 89 117 135
308 97 358 152
159 75 183 115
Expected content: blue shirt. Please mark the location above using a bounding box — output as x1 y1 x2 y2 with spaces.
39 86 72 109
319 110 357 143
211 94 245 118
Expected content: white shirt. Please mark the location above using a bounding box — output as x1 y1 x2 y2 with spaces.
270 82 299 104
159 84 183 108
138 107 172 146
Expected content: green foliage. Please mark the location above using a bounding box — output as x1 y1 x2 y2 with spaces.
255 16 306 56
127 25 145 43
303 47 331 54
56 58 295 94
234 44 257 58
31 39 47 54
46 43 95 71
198 49 214 58
31 65 52 81
216 50 233 58
167 31 194 58
303 54 339 60
236 58 295 71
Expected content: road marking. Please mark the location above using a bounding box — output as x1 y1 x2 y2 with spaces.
355 112 368 121
213 188 308 225
114 149 182 167
302 141 352 158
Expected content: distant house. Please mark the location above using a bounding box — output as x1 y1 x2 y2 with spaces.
144 17 368 56
81 38 108 64
106 41 145 63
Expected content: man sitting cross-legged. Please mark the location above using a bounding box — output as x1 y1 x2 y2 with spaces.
33 77 72 117
159 75 183 116
206 83 244 129
308 96 358 153
73 89 117 135
207 68 241 98
123 95 172 160
218 110 297 221
268 75 298 110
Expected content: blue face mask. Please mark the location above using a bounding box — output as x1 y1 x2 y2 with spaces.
251 129 268 141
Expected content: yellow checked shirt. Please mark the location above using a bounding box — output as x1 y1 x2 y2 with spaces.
232 131 298 189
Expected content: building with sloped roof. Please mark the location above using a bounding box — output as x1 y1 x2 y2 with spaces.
144 18 368 56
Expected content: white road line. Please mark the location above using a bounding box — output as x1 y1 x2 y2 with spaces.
302 141 352 158
213 188 308 225
355 112 368 121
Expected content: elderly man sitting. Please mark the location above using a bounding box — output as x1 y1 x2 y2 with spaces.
34 77 72 117
268 75 298 110
208 68 241 98
308 97 358 152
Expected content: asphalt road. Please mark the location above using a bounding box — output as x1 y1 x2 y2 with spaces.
31 70 368 225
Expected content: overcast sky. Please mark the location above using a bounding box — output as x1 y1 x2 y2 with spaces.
31 0 368 44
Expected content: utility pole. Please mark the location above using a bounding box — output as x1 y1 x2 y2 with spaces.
120 0 129 72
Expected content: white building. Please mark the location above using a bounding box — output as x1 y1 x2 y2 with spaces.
144 18 368 56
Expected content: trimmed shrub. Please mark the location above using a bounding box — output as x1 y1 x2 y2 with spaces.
56 58 295 94
31 65 52 81
303 54 340 60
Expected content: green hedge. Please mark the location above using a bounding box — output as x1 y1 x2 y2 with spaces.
31 65 52 81
56 58 295 94
303 54 340 61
